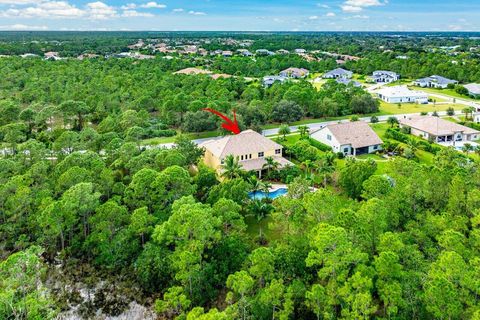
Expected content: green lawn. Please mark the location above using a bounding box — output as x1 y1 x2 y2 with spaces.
413 86 479 102
378 101 463 115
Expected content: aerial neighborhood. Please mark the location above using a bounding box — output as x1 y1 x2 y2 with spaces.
2 30 480 320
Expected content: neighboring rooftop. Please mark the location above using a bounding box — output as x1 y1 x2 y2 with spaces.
174 67 212 75
323 68 353 78
400 116 480 136
464 83 480 95
415 75 458 86
321 121 383 148
376 85 427 98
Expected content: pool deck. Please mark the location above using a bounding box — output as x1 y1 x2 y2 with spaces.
270 183 288 192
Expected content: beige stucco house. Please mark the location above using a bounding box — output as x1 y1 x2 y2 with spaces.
199 130 293 177
399 116 480 144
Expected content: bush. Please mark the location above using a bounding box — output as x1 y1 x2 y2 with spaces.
446 107 455 116
308 138 332 152
370 115 379 123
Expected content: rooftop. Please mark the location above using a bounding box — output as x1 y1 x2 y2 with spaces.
200 130 284 159
320 121 383 148
377 85 427 97
464 83 480 95
400 116 480 136
174 67 212 75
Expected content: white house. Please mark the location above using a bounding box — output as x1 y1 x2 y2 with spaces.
371 70 400 83
376 85 428 104
464 83 480 98
323 68 353 79
414 75 458 89
310 121 383 156
399 116 480 144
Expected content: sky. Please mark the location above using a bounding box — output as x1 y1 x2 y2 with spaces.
0 0 478 32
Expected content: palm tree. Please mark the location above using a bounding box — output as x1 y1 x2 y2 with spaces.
387 116 399 128
221 155 244 179
462 107 475 121
278 124 291 141
475 145 480 157
462 143 474 154
248 176 266 199
262 156 280 179
298 125 309 139
316 153 336 187
300 159 314 179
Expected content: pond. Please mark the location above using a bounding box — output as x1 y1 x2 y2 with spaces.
248 188 288 200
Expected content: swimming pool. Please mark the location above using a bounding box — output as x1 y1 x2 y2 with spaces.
249 188 288 200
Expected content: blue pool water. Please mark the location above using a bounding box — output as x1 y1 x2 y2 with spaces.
249 188 288 200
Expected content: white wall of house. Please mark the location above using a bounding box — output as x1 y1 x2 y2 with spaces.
379 94 428 104
310 127 342 151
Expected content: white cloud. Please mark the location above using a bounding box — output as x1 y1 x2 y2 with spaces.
353 14 369 18
86 1 117 19
341 5 363 12
309 15 319 20
0 0 118 19
188 10 206 15
121 3 136 10
341 0 387 12
172 8 184 12
139 2 166 9
326 12 336 17
0 0 40 4
121 10 153 17
0 23 48 30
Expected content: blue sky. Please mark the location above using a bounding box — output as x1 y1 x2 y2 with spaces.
0 0 478 31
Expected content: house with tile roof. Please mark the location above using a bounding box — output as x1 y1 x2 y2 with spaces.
399 116 479 144
414 75 458 89
310 121 383 156
199 130 293 178
279 67 309 79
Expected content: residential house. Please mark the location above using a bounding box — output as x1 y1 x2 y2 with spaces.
371 70 400 83
323 68 353 79
399 116 479 144
44 52 61 60
376 85 428 104
263 76 287 87
464 83 480 98
295 49 307 54
199 130 293 178
336 78 362 87
310 121 383 156
279 67 309 78
174 67 212 75
222 51 233 57
256 49 274 56
414 75 458 89
276 49 290 55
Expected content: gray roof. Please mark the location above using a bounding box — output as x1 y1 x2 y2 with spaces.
373 70 398 77
323 68 353 77
415 75 458 85
464 83 480 95
336 78 361 87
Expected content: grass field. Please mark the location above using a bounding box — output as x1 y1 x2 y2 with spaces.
378 101 463 115
412 86 479 102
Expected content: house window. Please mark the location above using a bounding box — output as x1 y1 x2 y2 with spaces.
344 147 349 154
327 134 332 141
241 155 244 160
221 159 224 164
275 149 281 155
373 145 378 150
249 154 252 159
258 152 264 158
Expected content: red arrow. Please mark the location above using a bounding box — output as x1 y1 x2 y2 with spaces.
203 108 241 135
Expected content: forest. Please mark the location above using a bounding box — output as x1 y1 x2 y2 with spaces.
0 32 480 320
